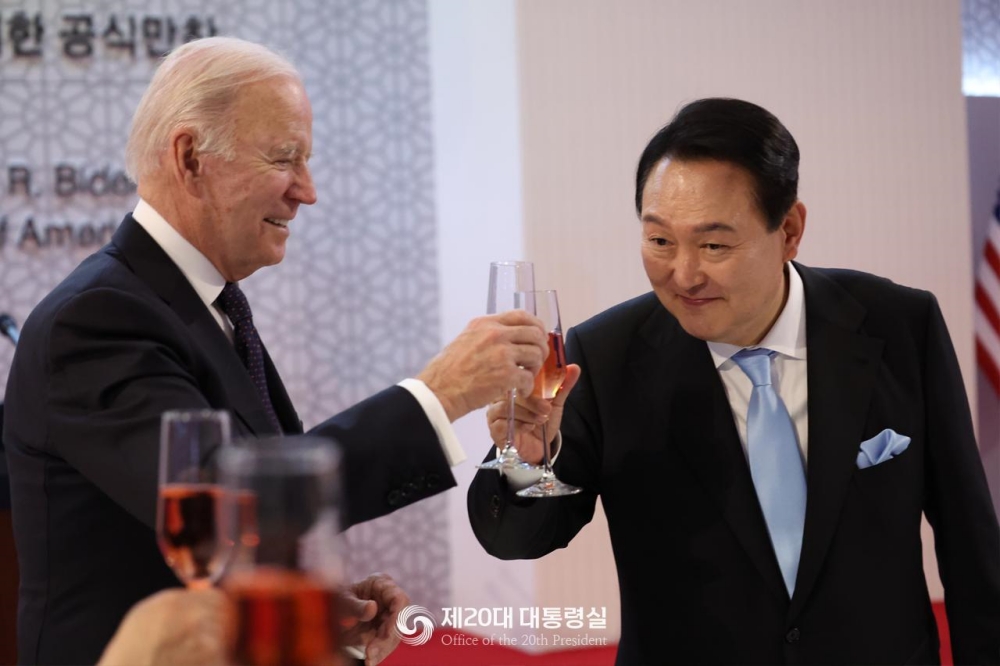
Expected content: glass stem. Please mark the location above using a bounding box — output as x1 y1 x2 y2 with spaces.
507 388 517 447
540 419 554 479
499 388 518 463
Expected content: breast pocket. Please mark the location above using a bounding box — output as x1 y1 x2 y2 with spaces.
848 437 924 532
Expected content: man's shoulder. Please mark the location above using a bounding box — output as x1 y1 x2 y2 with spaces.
20 242 159 343
27 246 122 311
567 292 673 359
803 264 935 311
809 265 913 291
571 292 664 337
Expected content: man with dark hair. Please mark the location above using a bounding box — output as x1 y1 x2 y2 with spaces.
468 97 1000 664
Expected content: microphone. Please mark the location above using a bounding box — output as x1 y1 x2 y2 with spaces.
0 313 19 346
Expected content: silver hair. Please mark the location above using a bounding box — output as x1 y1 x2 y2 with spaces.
124 36 301 183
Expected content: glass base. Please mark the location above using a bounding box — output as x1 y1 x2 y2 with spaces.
478 456 543 473
476 446 523 471
507 460 542 473
476 457 506 471
516 476 582 498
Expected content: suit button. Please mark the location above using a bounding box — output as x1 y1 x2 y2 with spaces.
490 494 501 518
785 628 800 644
426 473 440 489
387 490 402 507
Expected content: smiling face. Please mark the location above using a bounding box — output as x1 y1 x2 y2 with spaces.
195 76 316 282
640 158 805 346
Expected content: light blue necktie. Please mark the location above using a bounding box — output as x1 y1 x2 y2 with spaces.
732 348 806 597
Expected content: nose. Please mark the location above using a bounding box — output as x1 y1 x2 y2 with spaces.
672 249 705 292
291 163 318 206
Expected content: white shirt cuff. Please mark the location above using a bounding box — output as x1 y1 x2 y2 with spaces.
397 378 466 466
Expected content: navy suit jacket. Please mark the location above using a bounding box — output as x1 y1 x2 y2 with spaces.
469 264 1000 665
4 215 456 664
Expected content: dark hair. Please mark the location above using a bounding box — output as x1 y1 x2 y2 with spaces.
634 98 799 230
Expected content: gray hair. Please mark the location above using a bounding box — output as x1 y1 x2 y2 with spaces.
125 36 301 183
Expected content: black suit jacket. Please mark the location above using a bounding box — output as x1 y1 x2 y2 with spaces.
4 215 456 665
469 264 1000 665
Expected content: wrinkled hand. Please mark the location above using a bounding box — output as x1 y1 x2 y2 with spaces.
418 310 548 421
340 573 410 666
97 588 230 666
487 363 581 464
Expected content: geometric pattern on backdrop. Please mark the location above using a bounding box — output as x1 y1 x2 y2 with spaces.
0 0 448 611
962 0 1000 96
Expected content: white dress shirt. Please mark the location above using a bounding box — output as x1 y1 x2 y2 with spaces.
131 198 465 465
707 262 809 465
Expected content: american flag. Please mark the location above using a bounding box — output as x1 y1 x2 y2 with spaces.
975 190 1000 396
976 190 1000 524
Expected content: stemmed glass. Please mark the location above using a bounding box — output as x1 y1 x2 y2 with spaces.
218 435 346 666
156 409 234 589
476 260 537 472
513 290 582 498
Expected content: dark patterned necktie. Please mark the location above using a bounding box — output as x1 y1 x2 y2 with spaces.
216 282 282 433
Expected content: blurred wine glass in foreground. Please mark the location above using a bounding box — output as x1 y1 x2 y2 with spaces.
156 409 233 589
219 435 346 666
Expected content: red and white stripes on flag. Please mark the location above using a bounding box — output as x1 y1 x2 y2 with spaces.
975 199 1000 396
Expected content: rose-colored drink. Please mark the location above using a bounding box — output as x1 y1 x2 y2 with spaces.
225 567 343 666
157 484 229 586
532 331 567 400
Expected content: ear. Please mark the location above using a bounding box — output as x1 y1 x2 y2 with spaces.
168 130 204 196
780 200 806 262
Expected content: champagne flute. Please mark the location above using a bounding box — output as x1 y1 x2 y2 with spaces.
476 260 538 471
219 434 347 666
156 409 234 589
514 290 583 498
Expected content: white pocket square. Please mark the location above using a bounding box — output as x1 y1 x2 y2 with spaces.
856 428 911 469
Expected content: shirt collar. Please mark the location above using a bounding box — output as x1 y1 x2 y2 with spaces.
707 262 807 369
131 198 228 308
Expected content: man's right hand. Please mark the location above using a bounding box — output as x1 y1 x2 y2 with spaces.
417 310 548 422
485 363 581 464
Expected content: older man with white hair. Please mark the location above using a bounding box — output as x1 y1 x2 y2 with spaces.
4 36 547 665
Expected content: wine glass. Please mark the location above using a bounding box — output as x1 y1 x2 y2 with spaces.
156 409 233 589
218 434 346 666
513 290 582 498
477 260 537 472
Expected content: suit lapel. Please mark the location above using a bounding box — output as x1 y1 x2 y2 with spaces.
187 313 283 436
630 306 789 603
262 345 303 434
789 264 883 616
111 215 286 436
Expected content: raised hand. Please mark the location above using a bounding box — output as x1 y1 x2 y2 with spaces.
417 310 548 422
486 363 581 465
